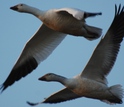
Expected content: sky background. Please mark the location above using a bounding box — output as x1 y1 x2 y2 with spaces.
0 0 124 107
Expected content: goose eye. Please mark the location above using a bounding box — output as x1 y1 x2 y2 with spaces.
20 4 23 6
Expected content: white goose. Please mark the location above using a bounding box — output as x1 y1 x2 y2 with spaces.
27 5 124 105
0 4 102 92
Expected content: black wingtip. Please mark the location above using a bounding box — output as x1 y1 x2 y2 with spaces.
115 4 124 16
27 101 39 106
0 84 6 93
98 12 102 15
84 12 102 19
0 87 3 94
0 57 38 93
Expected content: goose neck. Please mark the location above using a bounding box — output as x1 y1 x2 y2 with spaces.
54 75 67 85
24 6 45 20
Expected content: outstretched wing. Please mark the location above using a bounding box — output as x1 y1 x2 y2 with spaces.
1 24 66 92
43 88 81 103
81 5 124 84
27 88 81 106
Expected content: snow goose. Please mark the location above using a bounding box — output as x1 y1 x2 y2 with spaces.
27 5 124 105
0 3 102 92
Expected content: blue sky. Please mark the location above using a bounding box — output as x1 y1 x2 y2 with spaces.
0 0 124 107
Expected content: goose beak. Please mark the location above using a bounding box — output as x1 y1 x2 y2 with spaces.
10 6 18 11
38 76 46 81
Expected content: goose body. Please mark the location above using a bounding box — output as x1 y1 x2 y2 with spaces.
27 5 124 105
41 8 101 37
0 3 102 92
11 4 102 38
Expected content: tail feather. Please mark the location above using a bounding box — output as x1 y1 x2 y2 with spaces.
102 85 123 104
109 85 123 102
84 24 102 40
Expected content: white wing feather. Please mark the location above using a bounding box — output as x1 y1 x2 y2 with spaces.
57 8 85 20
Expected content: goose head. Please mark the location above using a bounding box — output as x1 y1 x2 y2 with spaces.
39 73 67 83
10 3 44 19
39 73 59 82
10 3 28 12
